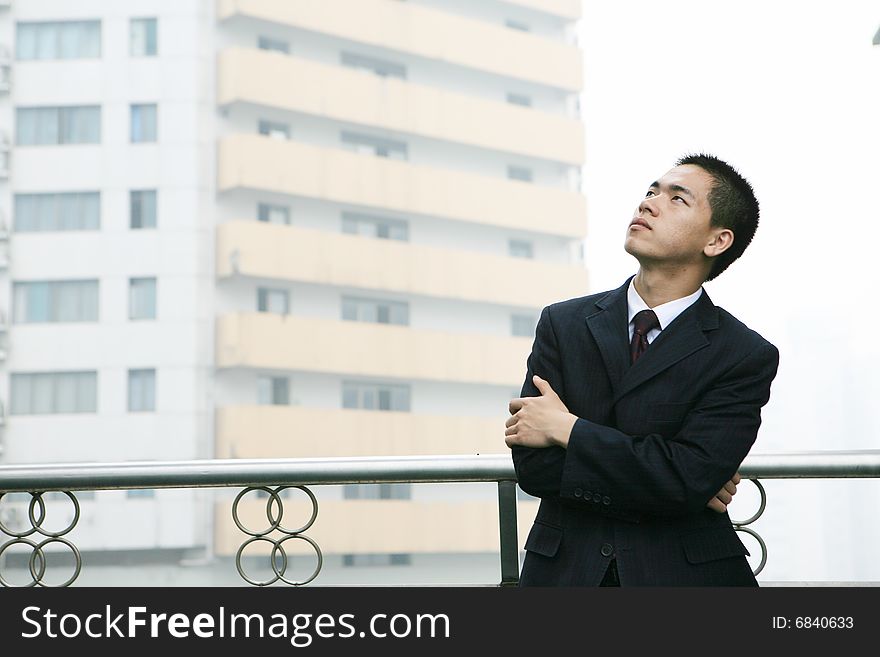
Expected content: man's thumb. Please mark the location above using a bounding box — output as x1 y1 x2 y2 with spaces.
533 375 555 396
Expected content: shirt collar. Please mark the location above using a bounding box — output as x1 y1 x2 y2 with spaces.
627 277 704 330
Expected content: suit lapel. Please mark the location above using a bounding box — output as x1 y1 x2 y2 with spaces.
613 287 719 404
584 277 632 398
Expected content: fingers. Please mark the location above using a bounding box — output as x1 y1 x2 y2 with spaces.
509 398 524 415
715 489 733 505
732 471 742 485
532 375 557 398
505 414 518 429
706 497 727 513
504 423 518 437
723 480 737 496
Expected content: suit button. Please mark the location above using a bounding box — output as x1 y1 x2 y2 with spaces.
574 488 583 498
600 543 614 557
584 490 592 499
602 496 611 506
592 493 602 504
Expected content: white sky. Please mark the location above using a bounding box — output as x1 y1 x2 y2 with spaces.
577 1 880 581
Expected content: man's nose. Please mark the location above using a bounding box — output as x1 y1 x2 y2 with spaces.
638 196 659 216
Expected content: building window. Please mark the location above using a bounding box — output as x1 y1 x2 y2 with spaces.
343 484 412 500
130 18 157 57
129 277 157 320
130 190 157 229
341 212 408 241
126 489 155 499
130 104 157 143
128 369 156 412
257 202 290 225
341 131 408 160
258 119 289 140
511 314 537 338
342 296 408 326
10 371 97 415
507 165 533 182
16 21 101 60
342 554 411 567
258 36 289 54
257 376 289 405
505 19 530 32
340 52 406 80
506 92 532 107
14 192 100 232
342 382 410 412
508 239 534 259
13 280 98 323
16 106 101 146
257 288 289 314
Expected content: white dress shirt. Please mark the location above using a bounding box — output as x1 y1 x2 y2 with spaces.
627 277 703 344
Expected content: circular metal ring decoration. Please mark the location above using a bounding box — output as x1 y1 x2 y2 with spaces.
0 538 44 588
0 492 82 587
728 478 768 577
272 486 318 535
235 536 289 587
232 485 322 586
735 525 768 577
0 492 46 538
232 486 284 537
728 478 766 527
271 534 323 587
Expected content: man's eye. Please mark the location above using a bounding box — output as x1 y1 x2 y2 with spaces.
645 190 655 197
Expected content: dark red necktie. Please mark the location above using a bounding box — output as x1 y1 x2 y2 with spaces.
630 309 660 365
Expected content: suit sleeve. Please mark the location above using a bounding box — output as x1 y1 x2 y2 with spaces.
560 340 780 517
510 305 570 498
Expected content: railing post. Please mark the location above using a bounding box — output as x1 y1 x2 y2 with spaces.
497 481 519 587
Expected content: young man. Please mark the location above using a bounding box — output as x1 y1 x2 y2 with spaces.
504 154 779 586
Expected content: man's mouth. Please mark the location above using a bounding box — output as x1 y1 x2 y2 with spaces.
629 218 652 230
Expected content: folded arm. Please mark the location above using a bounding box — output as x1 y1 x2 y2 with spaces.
508 306 780 517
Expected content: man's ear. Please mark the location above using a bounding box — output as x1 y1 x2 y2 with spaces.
704 228 734 258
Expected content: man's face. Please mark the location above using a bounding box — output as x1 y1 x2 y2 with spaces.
624 164 720 267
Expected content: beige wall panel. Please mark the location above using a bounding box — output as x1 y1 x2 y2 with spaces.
217 136 587 238
218 48 584 165
216 313 532 386
216 221 588 308
217 0 582 91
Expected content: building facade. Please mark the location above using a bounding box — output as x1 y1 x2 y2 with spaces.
0 0 586 584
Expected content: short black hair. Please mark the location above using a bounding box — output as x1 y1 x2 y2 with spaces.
675 153 760 281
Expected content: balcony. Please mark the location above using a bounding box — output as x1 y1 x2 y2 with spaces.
217 135 587 238
216 313 531 387
216 221 588 308
218 48 584 165
216 406 509 459
217 0 583 91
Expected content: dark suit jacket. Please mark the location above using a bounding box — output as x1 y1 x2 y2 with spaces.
513 276 780 586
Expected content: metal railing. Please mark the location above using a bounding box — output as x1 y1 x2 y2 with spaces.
1 450 879 587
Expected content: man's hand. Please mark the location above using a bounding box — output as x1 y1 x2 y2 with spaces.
706 472 741 513
505 375 577 449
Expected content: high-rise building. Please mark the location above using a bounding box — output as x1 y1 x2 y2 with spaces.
0 0 586 584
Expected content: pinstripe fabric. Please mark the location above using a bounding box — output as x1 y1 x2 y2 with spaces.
513 275 779 586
